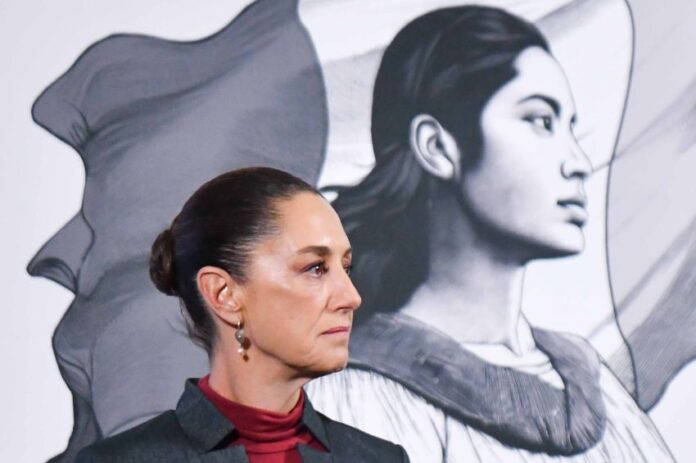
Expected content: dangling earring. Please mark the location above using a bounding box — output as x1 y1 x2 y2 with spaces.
234 318 247 357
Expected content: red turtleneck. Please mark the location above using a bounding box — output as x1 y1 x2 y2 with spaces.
198 376 327 462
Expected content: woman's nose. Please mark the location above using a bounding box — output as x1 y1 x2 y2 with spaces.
332 269 362 312
561 139 592 180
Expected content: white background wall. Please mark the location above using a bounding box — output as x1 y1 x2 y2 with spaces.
0 1 693 461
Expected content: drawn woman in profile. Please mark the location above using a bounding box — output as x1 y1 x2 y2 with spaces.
306 6 674 462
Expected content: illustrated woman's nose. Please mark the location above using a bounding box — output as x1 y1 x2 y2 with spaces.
561 140 592 180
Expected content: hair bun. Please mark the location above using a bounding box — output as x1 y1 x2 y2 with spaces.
149 227 179 296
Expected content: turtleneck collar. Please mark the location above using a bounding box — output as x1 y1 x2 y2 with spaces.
197 375 327 455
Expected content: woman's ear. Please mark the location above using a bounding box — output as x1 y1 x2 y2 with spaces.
409 114 461 180
196 266 243 326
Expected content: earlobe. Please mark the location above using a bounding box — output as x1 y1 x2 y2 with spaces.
409 114 461 180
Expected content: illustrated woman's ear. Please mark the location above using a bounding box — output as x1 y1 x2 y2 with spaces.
409 114 461 181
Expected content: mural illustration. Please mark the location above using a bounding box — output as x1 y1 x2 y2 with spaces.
23 0 694 461
307 4 671 462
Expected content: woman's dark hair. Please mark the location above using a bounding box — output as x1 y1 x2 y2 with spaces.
330 6 549 322
149 167 319 354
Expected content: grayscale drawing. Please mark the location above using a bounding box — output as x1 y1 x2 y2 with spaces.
301 0 636 392
306 5 674 462
25 0 694 461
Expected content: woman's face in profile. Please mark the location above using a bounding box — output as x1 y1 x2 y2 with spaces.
458 46 592 259
239 192 361 376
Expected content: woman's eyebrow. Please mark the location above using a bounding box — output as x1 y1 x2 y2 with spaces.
297 245 331 256
517 94 561 117
296 245 352 257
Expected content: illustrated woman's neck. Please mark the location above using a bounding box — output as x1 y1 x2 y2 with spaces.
399 187 535 355
207 338 305 413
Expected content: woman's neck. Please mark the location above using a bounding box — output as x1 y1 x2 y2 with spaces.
207 343 306 414
399 188 535 355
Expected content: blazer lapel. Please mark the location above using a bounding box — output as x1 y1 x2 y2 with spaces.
176 380 250 462
176 379 235 451
298 444 333 463
300 395 331 450
198 446 250 463
299 394 333 462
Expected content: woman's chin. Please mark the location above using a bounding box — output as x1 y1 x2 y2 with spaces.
308 352 350 377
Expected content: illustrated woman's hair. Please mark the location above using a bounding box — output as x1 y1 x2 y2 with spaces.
149 167 319 354
331 6 549 321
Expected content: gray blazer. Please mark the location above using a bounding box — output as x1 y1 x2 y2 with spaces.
75 379 409 462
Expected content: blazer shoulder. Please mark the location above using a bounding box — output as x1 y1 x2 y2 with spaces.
318 412 410 462
76 410 191 462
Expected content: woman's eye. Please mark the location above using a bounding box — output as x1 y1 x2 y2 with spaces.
526 115 554 133
344 264 353 276
306 262 327 277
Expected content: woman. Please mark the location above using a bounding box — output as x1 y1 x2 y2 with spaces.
306 6 675 462
76 167 409 462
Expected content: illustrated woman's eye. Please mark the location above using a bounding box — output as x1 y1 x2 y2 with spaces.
525 114 554 134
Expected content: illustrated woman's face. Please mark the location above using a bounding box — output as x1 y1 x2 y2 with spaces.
458 46 592 260
240 192 361 376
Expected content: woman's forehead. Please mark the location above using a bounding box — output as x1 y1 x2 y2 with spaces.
260 194 350 255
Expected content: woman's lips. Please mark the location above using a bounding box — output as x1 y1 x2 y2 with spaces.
322 326 351 335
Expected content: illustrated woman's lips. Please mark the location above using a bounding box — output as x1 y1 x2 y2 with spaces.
558 196 588 226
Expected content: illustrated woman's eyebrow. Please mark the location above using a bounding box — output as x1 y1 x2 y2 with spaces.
518 94 561 117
